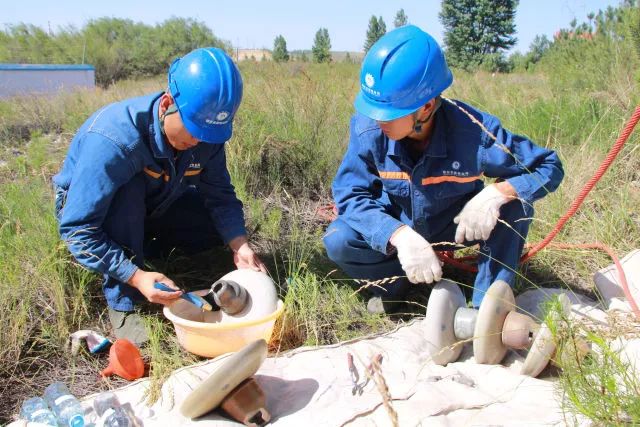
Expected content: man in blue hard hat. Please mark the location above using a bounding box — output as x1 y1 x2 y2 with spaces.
53 48 266 344
323 26 564 314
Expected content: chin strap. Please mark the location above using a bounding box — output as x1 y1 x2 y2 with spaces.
413 97 442 133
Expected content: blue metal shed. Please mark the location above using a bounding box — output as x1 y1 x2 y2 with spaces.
0 64 96 98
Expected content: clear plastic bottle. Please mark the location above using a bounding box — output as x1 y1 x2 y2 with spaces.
20 396 58 426
93 392 130 427
43 382 85 427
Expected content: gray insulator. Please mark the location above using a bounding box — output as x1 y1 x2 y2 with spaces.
212 280 249 315
454 307 478 340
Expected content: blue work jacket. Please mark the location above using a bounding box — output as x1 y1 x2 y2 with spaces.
332 99 564 254
53 92 246 284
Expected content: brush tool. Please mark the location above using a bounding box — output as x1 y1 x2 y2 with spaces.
154 282 213 311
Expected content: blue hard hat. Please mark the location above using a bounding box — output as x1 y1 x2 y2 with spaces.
168 47 243 144
354 25 453 122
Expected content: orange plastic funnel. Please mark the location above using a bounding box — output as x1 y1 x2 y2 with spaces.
100 339 145 381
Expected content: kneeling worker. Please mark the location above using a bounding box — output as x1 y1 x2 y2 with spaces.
54 48 265 344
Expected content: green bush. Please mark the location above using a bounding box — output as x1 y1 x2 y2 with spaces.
0 18 230 86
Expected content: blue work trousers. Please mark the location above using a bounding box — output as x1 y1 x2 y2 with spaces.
55 175 222 311
323 201 532 307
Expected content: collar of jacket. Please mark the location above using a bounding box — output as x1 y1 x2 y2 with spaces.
148 93 174 160
386 109 448 162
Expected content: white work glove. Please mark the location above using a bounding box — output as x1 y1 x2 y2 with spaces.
454 184 511 243
390 226 443 284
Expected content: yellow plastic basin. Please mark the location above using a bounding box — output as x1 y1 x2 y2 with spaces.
163 289 284 358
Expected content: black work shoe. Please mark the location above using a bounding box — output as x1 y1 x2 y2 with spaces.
366 296 400 315
108 308 149 347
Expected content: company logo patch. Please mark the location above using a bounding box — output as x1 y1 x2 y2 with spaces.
361 84 381 97
452 161 461 170
205 111 231 125
365 73 375 88
188 163 201 169
442 170 471 177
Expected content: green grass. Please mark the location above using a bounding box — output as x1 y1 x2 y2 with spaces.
541 297 640 425
560 332 640 425
0 50 638 424
271 223 393 349
0 134 98 405
229 62 357 200
143 316 200 405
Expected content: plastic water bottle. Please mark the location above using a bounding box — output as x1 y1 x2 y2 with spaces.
20 397 57 426
43 382 85 427
93 392 130 427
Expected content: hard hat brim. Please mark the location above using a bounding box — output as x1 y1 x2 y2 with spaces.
354 92 422 122
182 115 233 144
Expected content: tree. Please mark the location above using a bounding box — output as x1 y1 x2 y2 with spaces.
378 16 387 36
312 28 331 63
528 34 551 63
82 17 227 85
439 0 518 71
480 52 511 73
394 8 409 27
508 34 551 71
272 35 290 62
364 16 379 52
364 15 387 52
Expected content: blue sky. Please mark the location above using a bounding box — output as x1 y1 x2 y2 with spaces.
2 0 621 53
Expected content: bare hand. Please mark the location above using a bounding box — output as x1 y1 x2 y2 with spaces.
228 236 267 273
127 269 183 305
233 242 267 273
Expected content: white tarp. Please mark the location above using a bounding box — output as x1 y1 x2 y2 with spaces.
75 282 635 427
82 319 574 427
593 249 640 314
11 250 640 426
